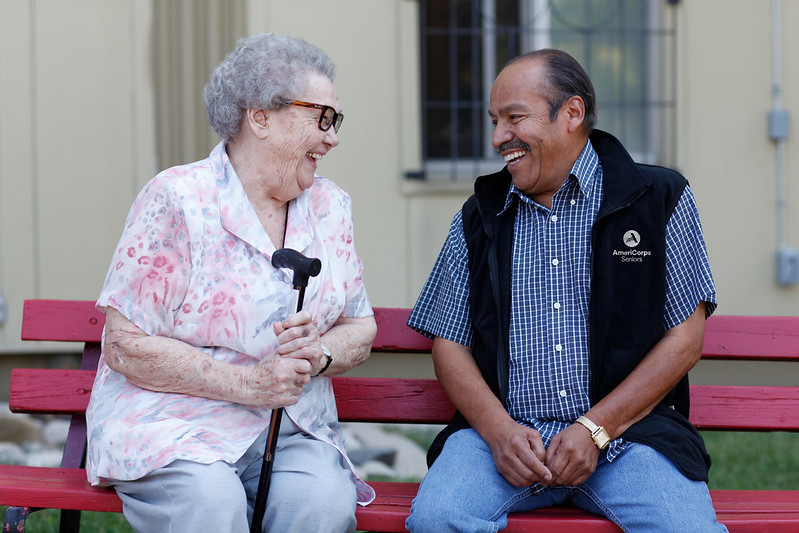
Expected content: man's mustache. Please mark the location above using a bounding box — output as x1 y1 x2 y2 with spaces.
497 140 531 153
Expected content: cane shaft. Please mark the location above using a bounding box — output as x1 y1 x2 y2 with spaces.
251 407 282 533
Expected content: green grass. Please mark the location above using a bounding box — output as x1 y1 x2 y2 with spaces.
0 508 134 532
3 431 796 531
702 431 799 490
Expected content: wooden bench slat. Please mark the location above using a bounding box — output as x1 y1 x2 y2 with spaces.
372 308 433 353
711 490 799 511
21 300 104 343
333 377 454 423
689 385 799 431
9 369 95 415
20 300 436 352
0 466 123 513
11 369 799 431
20 299 799 362
701 315 799 361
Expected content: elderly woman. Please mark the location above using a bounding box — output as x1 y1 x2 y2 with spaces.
85 33 376 533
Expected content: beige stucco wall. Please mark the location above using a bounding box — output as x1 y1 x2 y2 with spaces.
678 1 799 315
0 0 157 353
0 1 796 376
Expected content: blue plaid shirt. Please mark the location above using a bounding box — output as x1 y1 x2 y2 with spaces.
409 140 717 463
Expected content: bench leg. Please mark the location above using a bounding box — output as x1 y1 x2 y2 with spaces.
59 509 82 533
2 507 81 533
3 505 32 532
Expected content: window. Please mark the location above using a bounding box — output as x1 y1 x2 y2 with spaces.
419 0 677 180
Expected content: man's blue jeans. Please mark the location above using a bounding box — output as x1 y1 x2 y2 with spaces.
406 428 728 533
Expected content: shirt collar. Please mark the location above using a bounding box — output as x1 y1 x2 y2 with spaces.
501 139 600 213
570 138 600 198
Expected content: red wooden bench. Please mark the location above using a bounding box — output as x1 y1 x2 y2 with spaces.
2 299 799 532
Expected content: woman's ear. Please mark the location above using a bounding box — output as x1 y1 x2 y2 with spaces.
247 109 270 139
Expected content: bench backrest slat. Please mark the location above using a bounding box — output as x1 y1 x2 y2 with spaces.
21 300 434 353
9 368 456 423
689 385 799 431
701 315 799 361
9 369 95 415
21 300 104 343
21 300 799 361
10 368 799 431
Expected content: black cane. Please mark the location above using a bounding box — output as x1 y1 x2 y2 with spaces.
251 248 321 533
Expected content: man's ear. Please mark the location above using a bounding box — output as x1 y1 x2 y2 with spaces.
247 109 269 138
564 96 586 134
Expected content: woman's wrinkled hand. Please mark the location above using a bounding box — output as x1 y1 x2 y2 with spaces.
273 310 329 376
236 310 328 408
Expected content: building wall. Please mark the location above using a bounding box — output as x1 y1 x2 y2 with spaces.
0 0 796 368
0 0 157 353
678 0 799 315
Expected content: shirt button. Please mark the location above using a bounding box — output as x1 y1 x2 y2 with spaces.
560 390 568 397
551 215 558 222
554 302 561 309
570 199 576 206
552 258 559 266
555 344 563 352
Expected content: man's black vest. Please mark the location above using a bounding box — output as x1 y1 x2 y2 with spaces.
428 130 711 482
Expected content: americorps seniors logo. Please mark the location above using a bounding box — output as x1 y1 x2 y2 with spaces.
613 229 651 263
623 230 641 248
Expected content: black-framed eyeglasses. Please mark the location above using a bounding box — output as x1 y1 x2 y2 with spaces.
289 100 343 133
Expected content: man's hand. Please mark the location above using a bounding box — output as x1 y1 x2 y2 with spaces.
430 337 554 487
484 419 553 487
543 423 600 487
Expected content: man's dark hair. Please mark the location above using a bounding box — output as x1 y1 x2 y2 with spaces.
507 49 597 134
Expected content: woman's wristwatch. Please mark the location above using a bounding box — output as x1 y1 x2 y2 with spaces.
315 342 333 376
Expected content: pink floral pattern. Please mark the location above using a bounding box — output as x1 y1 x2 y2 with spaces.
86 142 375 505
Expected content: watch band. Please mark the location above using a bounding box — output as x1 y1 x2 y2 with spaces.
575 415 611 450
315 342 333 376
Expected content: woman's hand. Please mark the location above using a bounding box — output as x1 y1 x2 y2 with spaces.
272 310 329 376
237 310 324 409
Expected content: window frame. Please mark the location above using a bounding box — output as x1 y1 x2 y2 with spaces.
417 0 676 181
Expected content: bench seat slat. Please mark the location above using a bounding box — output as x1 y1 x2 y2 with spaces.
2 468 798 532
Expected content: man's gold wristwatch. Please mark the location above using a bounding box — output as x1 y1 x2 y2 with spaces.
575 416 611 450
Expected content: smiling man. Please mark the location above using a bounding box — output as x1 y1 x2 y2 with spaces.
405 49 726 532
